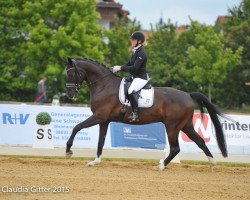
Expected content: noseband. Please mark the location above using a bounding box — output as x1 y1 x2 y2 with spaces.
66 60 82 93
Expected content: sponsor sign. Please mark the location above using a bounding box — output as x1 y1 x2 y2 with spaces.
110 122 166 149
0 104 109 148
0 104 249 154
179 114 250 154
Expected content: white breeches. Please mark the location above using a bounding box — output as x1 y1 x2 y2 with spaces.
128 78 149 94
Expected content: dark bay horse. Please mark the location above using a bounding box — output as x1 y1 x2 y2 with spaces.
65 57 227 170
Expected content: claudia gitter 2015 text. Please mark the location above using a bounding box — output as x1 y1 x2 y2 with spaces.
1 185 70 193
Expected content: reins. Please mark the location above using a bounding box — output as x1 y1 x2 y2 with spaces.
85 73 112 86
66 59 113 90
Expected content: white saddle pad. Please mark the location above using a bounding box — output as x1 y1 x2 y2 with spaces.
119 78 154 108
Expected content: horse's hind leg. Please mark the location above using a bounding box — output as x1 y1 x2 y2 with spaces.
159 124 180 171
182 124 216 169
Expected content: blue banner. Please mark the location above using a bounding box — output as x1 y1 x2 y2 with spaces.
110 122 166 149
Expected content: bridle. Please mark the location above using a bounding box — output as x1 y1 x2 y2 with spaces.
66 59 113 94
66 60 82 93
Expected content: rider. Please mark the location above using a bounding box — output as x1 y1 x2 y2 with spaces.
113 31 149 122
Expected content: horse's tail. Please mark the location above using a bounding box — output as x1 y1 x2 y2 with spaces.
189 92 228 157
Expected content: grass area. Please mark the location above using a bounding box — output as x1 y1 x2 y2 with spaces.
181 160 250 167
1 154 250 167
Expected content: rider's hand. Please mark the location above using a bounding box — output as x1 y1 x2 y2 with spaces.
113 65 121 73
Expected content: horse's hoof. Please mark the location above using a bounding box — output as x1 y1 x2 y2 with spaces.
86 158 101 167
65 150 73 158
210 163 216 172
86 161 95 167
158 162 165 171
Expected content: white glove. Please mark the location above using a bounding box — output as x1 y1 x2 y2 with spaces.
112 65 121 73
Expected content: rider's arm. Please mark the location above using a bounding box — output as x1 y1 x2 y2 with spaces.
121 52 145 73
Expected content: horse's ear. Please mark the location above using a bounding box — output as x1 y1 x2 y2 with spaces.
67 57 72 64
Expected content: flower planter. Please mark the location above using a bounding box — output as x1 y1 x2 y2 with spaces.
32 112 54 149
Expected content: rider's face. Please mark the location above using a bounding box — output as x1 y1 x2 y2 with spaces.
130 38 138 48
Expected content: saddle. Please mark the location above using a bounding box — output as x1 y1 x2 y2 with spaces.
118 77 154 108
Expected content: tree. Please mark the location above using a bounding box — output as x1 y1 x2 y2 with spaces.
146 22 192 90
146 23 178 86
187 22 242 101
218 0 250 108
146 22 203 94
0 0 29 100
0 0 106 103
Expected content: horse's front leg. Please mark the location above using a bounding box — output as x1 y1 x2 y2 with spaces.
87 122 109 166
66 114 101 157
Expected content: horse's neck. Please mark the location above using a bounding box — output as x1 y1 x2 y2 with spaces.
83 63 108 84
80 61 119 90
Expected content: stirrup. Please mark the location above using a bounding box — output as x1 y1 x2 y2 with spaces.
128 112 139 122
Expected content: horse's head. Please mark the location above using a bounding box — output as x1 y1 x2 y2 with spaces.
66 58 85 99
66 57 116 99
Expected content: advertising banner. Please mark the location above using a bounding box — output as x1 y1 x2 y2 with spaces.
110 122 166 149
179 114 250 154
0 104 110 148
0 104 249 154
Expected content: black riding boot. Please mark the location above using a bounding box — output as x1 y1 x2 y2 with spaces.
128 93 139 122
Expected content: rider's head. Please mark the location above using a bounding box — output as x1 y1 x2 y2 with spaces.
130 31 145 48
